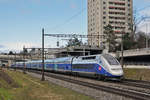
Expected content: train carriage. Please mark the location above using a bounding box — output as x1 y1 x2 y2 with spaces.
11 54 124 80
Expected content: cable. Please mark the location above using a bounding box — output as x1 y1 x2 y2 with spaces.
137 5 150 12
50 7 86 32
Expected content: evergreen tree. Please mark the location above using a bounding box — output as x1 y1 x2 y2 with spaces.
104 24 117 52
66 37 83 47
8 51 14 55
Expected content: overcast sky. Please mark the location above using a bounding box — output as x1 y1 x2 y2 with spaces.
0 0 150 52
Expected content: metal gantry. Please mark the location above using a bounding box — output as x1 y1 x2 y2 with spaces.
44 33 105 39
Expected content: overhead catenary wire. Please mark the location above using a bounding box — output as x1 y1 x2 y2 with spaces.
137 5 150 12
50 7 86 32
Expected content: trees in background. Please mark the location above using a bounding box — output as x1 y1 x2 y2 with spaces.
66 37 83 47
65 23 150 52
117 31 150 51
103 24 132 52
8 51 14 55
103 24 150 52
104 24 117 52
122 33 136 50
134 31 150 48
122 8 150 50
115 33 136 51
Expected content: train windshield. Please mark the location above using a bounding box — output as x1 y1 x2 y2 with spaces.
102 54 119 65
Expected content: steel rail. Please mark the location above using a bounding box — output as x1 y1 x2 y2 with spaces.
121 80 150 90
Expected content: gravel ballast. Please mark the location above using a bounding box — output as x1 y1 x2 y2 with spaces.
27 72 135 100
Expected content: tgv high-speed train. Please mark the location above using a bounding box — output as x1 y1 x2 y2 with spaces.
11 54 124 80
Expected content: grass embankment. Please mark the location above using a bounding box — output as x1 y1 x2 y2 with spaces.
124 68 150 81
0 69 93 100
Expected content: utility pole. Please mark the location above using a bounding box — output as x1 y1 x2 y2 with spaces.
121 31 124 68
80 36 85 56
83 46 85 56
14 52 16 71
146 23 148 48
23 46 26 74
41 28 45 81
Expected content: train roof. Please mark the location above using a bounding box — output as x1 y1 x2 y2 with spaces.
78 54 113 58
23 56 73 63
16 54 113 64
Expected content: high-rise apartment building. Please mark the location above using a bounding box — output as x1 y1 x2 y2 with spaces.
88 0 133 47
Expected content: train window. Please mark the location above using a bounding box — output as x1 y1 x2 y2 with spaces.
82 56 96 60
102 54 119 65
72 64 94 69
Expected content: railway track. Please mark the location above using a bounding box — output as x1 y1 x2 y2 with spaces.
121 79 150 90
28 70 150 100
125 79 150 86
106 79 150 91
